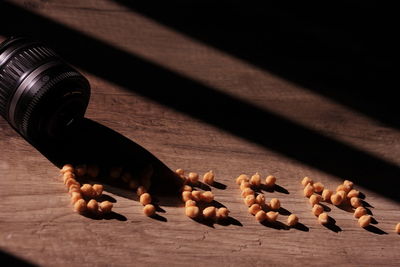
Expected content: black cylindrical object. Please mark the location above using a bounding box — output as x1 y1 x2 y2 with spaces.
0 37 90 143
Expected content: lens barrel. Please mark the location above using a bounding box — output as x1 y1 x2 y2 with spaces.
0 37 90 143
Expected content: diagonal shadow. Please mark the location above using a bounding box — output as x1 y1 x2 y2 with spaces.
114 1 399 129
0 2 399 202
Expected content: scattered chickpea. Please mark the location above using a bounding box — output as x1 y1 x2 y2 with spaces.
347 189 359 199
63 171 75 184
129 180 139 190
336 184 351 193
75 164 87 177
244 195 256 207
330 193 343 206
266 211 278 222
66 178 79 188
321 189 333 202
143 204 156 217
301 176 313 187
175 168 185 177
248 204 261 215
216 207 230 220
191 190 202 202
350 197 362 208
309 194 322 206
80 184 96 198
395 223 400 234
312 204 324 216
136 186 147 197
110 167 123 179
188 172 199 184
269 198 281 210
182 185 193 192
74 199 87 213
287 214 299 227
255 194 266 206
312 182 324 193
185 206 200 218
236 174 249 185
255 210 267 222
87 199 99 213
250 173 262 187
203 171 215 185
99 201 113 214
343 180 354 189
60 164 74 174
140 193 152 206
87 165 99 178
303 184 314 198
358 215 371 228
265 175 277 187
200 191 214 203
337 190 347 200
92 184 104 197
69 184 81 195
70 192 82 204
121 172 133 183
240 181 251 191
353 206 367 218
318 212 329 225
203 206 217 220
182 191 192 202
241 188 254 198
185 200 197 207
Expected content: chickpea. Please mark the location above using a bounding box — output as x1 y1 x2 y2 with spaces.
266 211 278 222
143 204 156 217
121 172 133 183
303 184 314 198
265 175 277 187
312 182 324 193
74 199 87 213
63 171 75 184
255 210 267 222
269 198 281 210
337 190 347 200
140 193 152 206
248 204 261 215
321 189 333 202
287 214 299 226
343 180 354 189
191 190 202 202
244 195 256 207
347 189 359 199
188 172 199 184
203 171 215 185
80 184 96 198
216 207 230 219
136 186 147 197
99 201 113 214
92 184 104 197
250 173 262 187
68 184 81 195
70 192 82 204
240 181 251 191
129 180 139 190
87 199 99 213
358 215 371 228
330 193 343 206
182 191 192 202
185 206 200 218
66 178 79 188
236 174 249 185
312 204 324 216
241 188 254 198
175 168 185 176
60 164 74 174
75 164 87 177
185 200 197 207
318 212 329 225
309 194 322 206
87 165 99 178
301 176 313 187
353 206 367 218
336 184 351 193
200 191 214 203
350 197 362 208
255 194 266 206
182 185 193 192
395 223 400 234
202 206 217 220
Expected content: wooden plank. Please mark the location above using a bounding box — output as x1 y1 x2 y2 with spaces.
0 1 399 266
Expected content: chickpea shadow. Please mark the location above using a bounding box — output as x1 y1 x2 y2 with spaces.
323 217 342 233
260 184 289 194
211 181 227 190
362 200 374 208
82 211 127 221
261 220 289 230
150 214 167 222
320 203 331 212
277 207 291 216
364 225 387 235
292 223 309 232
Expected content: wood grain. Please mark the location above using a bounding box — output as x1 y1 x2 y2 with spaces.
0 1 399 266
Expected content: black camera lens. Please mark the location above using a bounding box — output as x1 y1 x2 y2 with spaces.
0 37 90 143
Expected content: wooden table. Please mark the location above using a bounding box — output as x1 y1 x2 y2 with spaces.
1 1 399 266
